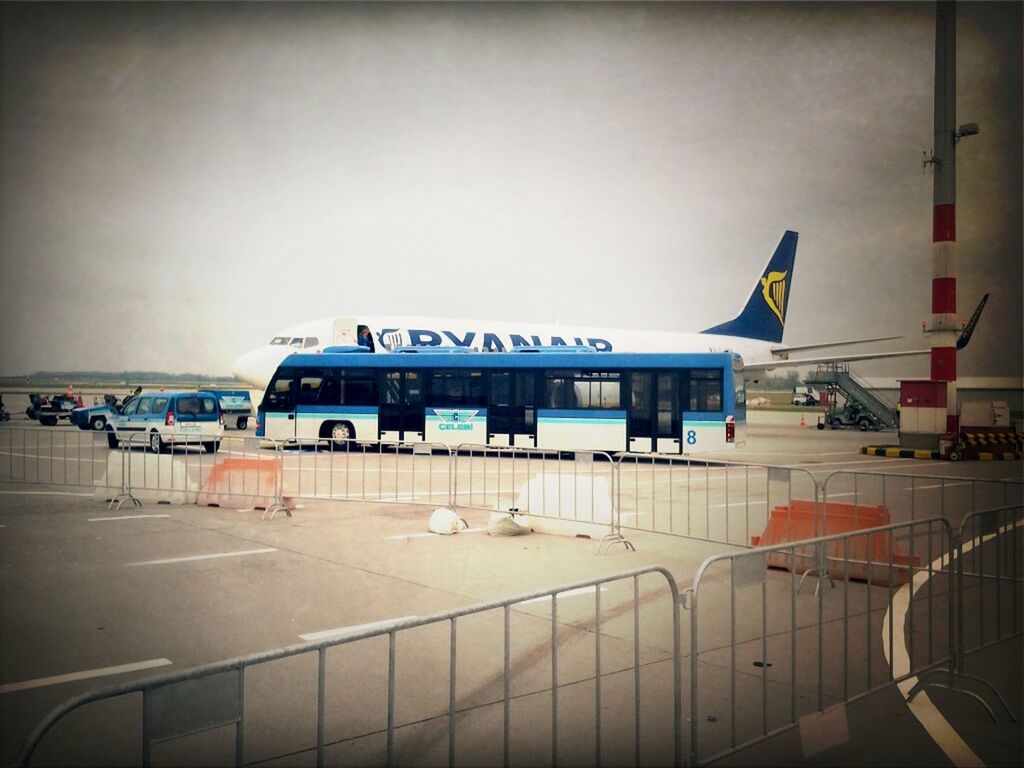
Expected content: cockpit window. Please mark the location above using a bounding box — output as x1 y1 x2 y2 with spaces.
270 337 290 345
290 337 304 348
303 337 319 349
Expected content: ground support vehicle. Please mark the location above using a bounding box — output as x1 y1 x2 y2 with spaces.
106 391 224 453
791 385 819 406
70 394 136 431
203 389 253 430
70 405 115 431
817 401 883 431
0 396 9 422
25 394 77 426
258 348 746 454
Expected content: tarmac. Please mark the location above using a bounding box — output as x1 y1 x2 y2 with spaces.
0 412 1020 766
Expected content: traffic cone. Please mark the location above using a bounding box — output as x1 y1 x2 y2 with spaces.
800 414 806 428
77 394 84 407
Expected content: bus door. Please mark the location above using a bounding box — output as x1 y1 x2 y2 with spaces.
379 371 425 442
261 372 298 441
627 372 681 454
488 371 536 447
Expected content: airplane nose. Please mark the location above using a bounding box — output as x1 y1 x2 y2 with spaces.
231 349 266 387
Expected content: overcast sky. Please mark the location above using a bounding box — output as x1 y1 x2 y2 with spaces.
1 1 1020 382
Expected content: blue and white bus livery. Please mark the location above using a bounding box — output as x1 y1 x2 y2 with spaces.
257 350 745 455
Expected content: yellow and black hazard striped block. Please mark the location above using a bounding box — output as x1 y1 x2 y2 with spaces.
961 431 1024 451
861 446 942 460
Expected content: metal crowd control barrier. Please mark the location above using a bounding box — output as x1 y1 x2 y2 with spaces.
821 470 1024 530
0 426 109 489
955 504 1023 672
686 517 954 765
451 444 631 552
17 566 683 768
614 455 819 548
100 432 290 518
280 438 454 508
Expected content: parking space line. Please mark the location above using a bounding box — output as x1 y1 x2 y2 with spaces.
126 548 277 566
299 616 419 642
0 658 173 695
89 514 172 522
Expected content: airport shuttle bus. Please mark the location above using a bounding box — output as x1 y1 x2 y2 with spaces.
257 348 746 454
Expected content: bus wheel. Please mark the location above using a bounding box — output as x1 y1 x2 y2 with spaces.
237 417 248 430
329 422 354 450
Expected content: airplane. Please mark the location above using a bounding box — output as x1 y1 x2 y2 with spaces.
231 230 932 390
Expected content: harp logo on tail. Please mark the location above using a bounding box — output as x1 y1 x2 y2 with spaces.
760 271 787 326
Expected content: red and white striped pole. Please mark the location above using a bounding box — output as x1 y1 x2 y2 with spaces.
931 0 958 435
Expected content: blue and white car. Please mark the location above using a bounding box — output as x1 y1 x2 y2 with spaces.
106 391 224 453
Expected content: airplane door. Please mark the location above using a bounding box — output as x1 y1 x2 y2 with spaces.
332 318 357 346
379 371 425 442
488 371 536 447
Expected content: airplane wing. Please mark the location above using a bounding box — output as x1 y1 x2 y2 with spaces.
769 335 904 357
743 348 930 372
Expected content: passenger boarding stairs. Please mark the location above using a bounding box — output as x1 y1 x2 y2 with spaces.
804 363 900 429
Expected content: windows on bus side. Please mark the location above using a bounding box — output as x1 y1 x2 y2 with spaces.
339 371 376 406
686 369 723 411
298 374 324 406
544 370 620 409
430 369 486 407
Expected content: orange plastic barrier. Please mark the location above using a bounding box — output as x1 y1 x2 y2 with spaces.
198 458 281 510
750 500 921 587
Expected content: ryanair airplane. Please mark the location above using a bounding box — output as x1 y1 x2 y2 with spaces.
231 231 924 389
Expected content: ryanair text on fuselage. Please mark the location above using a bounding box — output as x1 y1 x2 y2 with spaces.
383 329 613 352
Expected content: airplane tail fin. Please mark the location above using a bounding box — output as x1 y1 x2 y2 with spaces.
701 230 798 344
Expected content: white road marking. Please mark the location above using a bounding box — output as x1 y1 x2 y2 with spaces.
883 518 1023 767
89 514 172 522
795 458 911 470
0 658 173 695
900 481 972 491
384 527 487 540
710 500 768 509
126 548 277 566
300 617 418 642
0 491 93 497
520 585 607 605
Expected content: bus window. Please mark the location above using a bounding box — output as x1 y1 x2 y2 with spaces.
574 372 620 409
384 372 401 404
687 370 723 411
545 372 578 409
298 374 324 406
339 371 377 406
265 373 296 411
406 372 423 405
431 369 486 407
